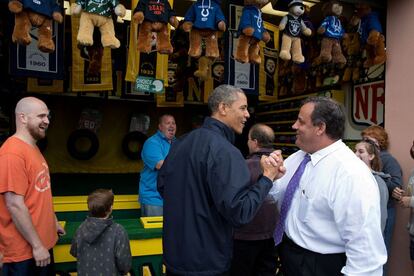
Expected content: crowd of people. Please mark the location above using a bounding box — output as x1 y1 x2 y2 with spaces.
0 88 412 275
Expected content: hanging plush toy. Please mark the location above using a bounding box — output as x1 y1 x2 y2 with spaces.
183 0 226 80
352 3 386 68
72 0 126 49
279 0 311 64
342 32 361 82
133 0 178 54
8 0 63 53
314 0 346 65
234 0 270 64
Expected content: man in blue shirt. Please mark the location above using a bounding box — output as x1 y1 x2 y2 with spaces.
139 114 176 217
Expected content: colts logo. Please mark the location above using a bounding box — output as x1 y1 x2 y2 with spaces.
200 6 210 22
35 162 51 192
332 18 342 33
289 19 301 36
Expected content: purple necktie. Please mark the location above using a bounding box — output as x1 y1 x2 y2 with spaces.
274 154 311 245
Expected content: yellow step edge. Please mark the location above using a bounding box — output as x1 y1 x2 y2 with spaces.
140 216 163 229
54 238 162 263
143 266 152 276
58 221 66 229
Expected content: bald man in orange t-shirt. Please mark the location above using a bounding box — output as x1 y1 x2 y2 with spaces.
0 97 65 275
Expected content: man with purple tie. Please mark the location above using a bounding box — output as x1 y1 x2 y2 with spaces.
271 96 387 276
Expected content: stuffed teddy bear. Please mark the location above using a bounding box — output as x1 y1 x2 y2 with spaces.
133 0 178 54
183 0 226 79
314 0 346 65
279 0 311 64
72 0 126 49
342 32 361 82
8 0 63 53
352 3 386 68
235 0 270 64
183 0 225 59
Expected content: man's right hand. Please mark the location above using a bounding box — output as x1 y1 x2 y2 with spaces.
261 150 286 181
32 245 50 267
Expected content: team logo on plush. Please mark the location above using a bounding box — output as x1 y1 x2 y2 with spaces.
288 19 301 36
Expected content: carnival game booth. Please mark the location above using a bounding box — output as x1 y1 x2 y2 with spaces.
53 194 164 276
0 0 388 274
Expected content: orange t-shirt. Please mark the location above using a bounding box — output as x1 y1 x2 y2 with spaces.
0 136 57 263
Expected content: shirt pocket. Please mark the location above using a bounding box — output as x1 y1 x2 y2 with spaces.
298 190 312 223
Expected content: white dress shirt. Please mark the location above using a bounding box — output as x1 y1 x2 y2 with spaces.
271 140 387 276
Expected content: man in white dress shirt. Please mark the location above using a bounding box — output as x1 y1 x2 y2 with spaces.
272 96 387 276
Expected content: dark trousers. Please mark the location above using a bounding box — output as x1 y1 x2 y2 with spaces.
279 236 346 276
2 250 55 276
230 238 277 276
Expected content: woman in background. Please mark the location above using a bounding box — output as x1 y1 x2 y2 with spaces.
361 125 402 257
355 139 390 232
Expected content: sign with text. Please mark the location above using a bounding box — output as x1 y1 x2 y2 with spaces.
225 4 258 94
135 76 164 93
10 21 64 79
352 80 385 126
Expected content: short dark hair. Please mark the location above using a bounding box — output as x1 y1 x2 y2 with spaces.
249 124 275 149
208 85 244 114
159 114 174 124
87 189 114 218
302 96 345 140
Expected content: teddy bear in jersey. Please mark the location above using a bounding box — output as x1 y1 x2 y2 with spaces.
352 3 386 68
133 0 178 54
235 0 270 64
314 0 346 65
183 0 226 79
8 0 63 53
72 0 126 49
278 0 312 64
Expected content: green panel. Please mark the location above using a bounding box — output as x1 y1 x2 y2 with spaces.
57 219 162 244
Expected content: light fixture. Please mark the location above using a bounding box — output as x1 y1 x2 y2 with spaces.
262 0 320 17
261 3 288 17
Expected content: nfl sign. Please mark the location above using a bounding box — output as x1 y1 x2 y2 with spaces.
352 80 385 126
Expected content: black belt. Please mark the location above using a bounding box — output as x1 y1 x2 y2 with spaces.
283 235 346 258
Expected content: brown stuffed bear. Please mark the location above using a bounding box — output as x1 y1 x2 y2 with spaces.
352 4 386 68
342 32 361 82
8 0 63 53
183 0 226 80
235 0 269 64
279 0 312 64
314 0 346 65
133 0 178 54
72 0 126 49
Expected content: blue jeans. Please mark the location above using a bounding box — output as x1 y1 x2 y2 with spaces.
384 206 396 254
141 204 163 217
2 249 55 276
383 205 396 276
